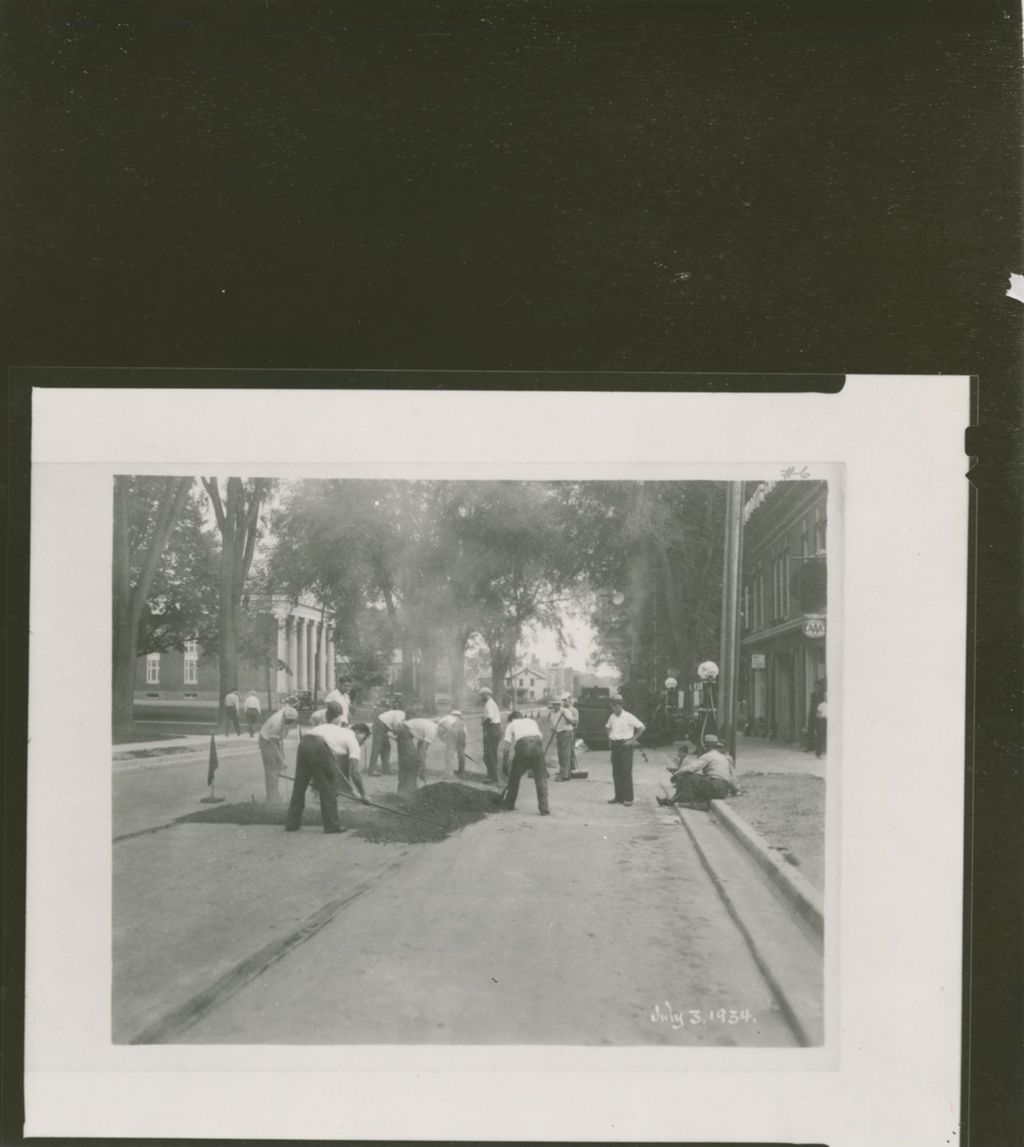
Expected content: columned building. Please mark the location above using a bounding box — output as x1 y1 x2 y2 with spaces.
738 480 828 746
134 594 336 711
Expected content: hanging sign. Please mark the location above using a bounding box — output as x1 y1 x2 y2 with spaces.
751 653 766 669
802 614 827 639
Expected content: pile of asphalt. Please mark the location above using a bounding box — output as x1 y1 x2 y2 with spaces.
176 782 499 844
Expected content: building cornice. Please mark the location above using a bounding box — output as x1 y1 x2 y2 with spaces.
741 616 808 645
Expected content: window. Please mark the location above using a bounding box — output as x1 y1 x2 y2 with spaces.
184 640 199 685
146 653 160 685
815 510 827 554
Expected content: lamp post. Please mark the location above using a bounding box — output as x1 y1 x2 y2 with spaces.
718 481 745 759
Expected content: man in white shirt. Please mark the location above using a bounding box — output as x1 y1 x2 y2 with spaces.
324 681 351 724
258 704 298 803
285 721 371 833
368 707 405 776
548 693 580 781
243 690 262 737
500 711 550 815
223 690 241 737
437 709 467 774
479 686 503 783
605 696 645 806
403 717 439 778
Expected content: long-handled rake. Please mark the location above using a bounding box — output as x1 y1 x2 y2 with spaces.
277 772 446 832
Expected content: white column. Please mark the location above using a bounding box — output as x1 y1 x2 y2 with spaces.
296 617 307 690
327 634 336 690
316 623 327 697
307 620 316 694
286 616 298 696
275 618 288 702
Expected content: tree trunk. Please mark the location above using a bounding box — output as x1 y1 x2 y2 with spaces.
399 638 416 708
445 628 469 710
489 646 513 705
217 495 239 724
112 478 134 736
417 631 438 714
112 476 192 738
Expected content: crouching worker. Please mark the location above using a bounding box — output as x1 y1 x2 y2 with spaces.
659 735 738 809
500 711 550 816
285 722 371 834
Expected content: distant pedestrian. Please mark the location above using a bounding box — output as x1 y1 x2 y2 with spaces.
805 681 825 752
243 690 262 737
480 686 502 783
258 704 298 803
403 717 439 778
324 682 351 724
285 721 371 834
437 709 467 774
223 690 241 736
815 694 828 759
549 693 579 781
367 707 405 776
605 696 645 806
500 711 550 815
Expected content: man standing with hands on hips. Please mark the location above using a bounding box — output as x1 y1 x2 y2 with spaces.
605 695 645 807
549 692 579 781
479 686 503 784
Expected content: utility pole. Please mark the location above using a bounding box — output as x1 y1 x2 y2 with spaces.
718 481 745 758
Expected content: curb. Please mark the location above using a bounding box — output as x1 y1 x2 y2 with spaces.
669 797 822 1046
708 798 824 938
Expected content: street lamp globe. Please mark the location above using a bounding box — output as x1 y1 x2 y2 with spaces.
664 676 678 691
697 660 719 681
611 590 626 605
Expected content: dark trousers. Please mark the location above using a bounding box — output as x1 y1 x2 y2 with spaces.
502 737 549 813
396 727 420 796
368 717 392 773
672 772 734 803
286 737 342 832
814 717 827 758
225 708 241 736
245 710 260 736
610 740 635 802
483 723 502 780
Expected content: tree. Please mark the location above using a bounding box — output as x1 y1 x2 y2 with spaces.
112 475 194 735
442 482 584 699
552 481 728 701
201 477 271 718
136 491 219 656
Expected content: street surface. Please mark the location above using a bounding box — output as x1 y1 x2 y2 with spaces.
113 727 802 1046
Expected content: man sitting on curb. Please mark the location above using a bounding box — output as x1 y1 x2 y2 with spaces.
500 710 550 816
285 721 371 834
658 734 738 809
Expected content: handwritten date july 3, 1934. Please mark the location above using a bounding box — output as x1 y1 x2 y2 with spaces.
649 1002 757 1029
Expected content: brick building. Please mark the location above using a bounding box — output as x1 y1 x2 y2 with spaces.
738 480 828 746
134 594 337 711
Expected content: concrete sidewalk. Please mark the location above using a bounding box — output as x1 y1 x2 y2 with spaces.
734 736 826 779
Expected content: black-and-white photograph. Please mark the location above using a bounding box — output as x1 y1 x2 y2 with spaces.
112 473 830 1047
